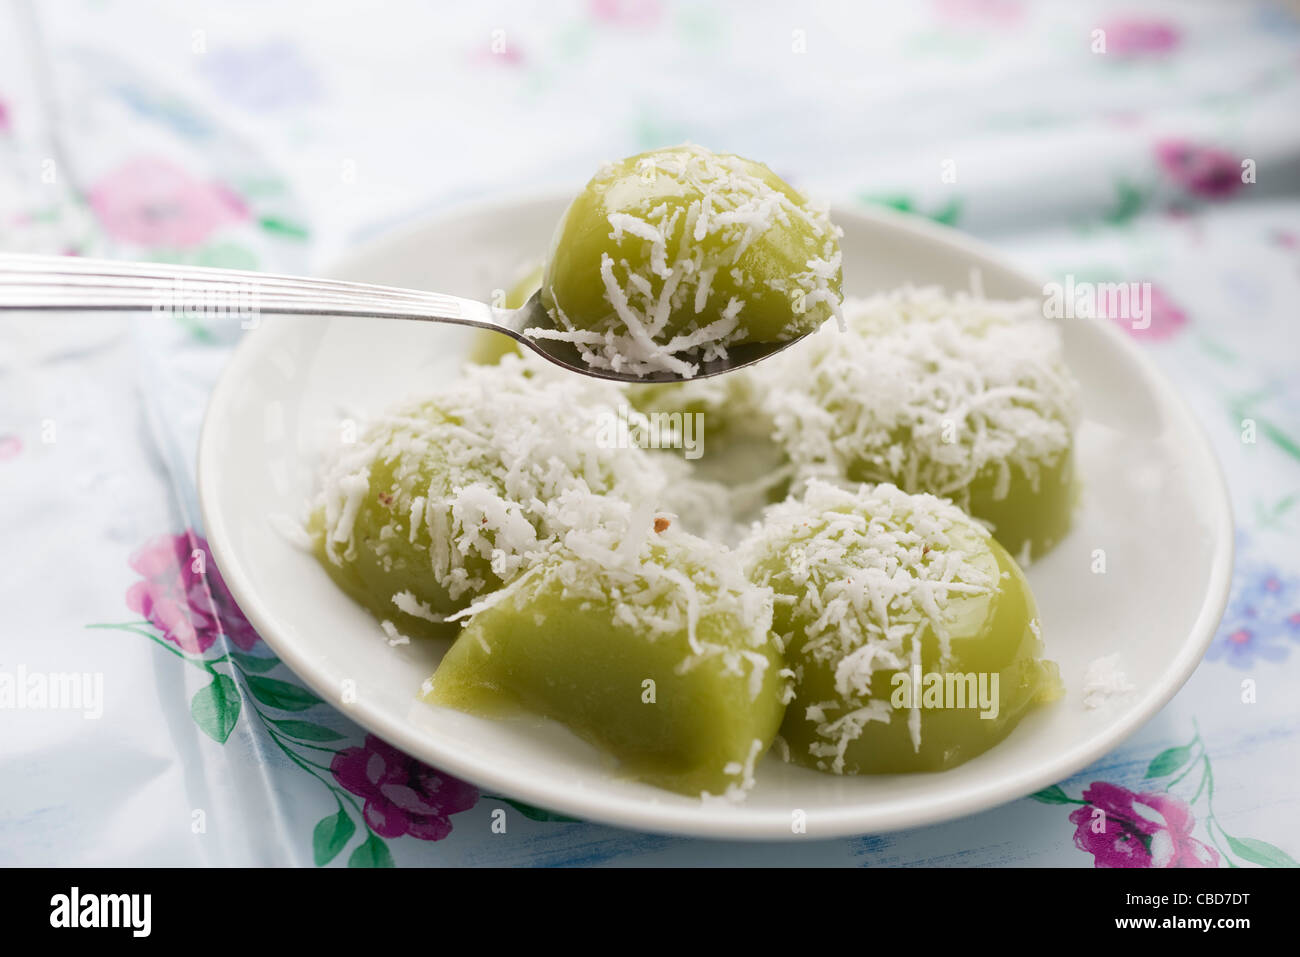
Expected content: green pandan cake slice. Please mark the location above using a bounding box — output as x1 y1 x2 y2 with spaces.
761 287 1081 562
536 143 843 377
427 517 787 798
308 357 673 640
742 480 1062 775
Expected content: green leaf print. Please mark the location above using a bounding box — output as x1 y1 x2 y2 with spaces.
190 674 241 743
1224 835 1299 868
271 717 345 742
312 803 356 867
858 192 961 226
930 197 963 226
246 675 322 711
860 193 915 214
1028 785 1078 805
348 833 395 868
1144 745 1194 779
1101 179 1145 226
229 650 279 673
257 216 310 241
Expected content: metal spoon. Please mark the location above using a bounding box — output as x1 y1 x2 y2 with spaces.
0 253 806 383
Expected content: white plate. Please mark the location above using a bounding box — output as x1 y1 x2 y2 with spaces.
198 196 1233 840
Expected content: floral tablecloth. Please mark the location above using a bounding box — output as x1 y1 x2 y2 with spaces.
2 0 1298 867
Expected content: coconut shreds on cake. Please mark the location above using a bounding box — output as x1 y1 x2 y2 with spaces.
312 353 686 606
452 515 775 694
1082 654 1136 709
307 276 1082 800
530 144 843 377
759 286 1080 504
742 481 1009 774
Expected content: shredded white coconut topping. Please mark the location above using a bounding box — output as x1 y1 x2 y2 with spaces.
1083 654 1135 709
379 620 411 647
701 737 766 804
311 354 681 610
742 481 1000 774
759 286 1080 506
534 144 843 377
454 508 777 702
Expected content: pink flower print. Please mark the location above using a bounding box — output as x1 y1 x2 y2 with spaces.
1104 283 1188 342
0 99 11 133
0 435 21 461
331 735 478 841
589 0 664 28
473 34 525 67
1156 140 1244 201
933 0 1024 25
1103 19 1181 57
89 157 249 248
126 531 260 654
1070 782 1220 868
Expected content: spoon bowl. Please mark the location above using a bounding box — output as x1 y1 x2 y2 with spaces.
511 291 809 382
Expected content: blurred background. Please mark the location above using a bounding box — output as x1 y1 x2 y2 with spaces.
1 0 1298 866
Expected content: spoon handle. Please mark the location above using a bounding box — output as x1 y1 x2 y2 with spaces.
0 253 502 327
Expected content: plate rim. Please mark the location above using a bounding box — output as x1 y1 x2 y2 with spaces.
197 197 1234 840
